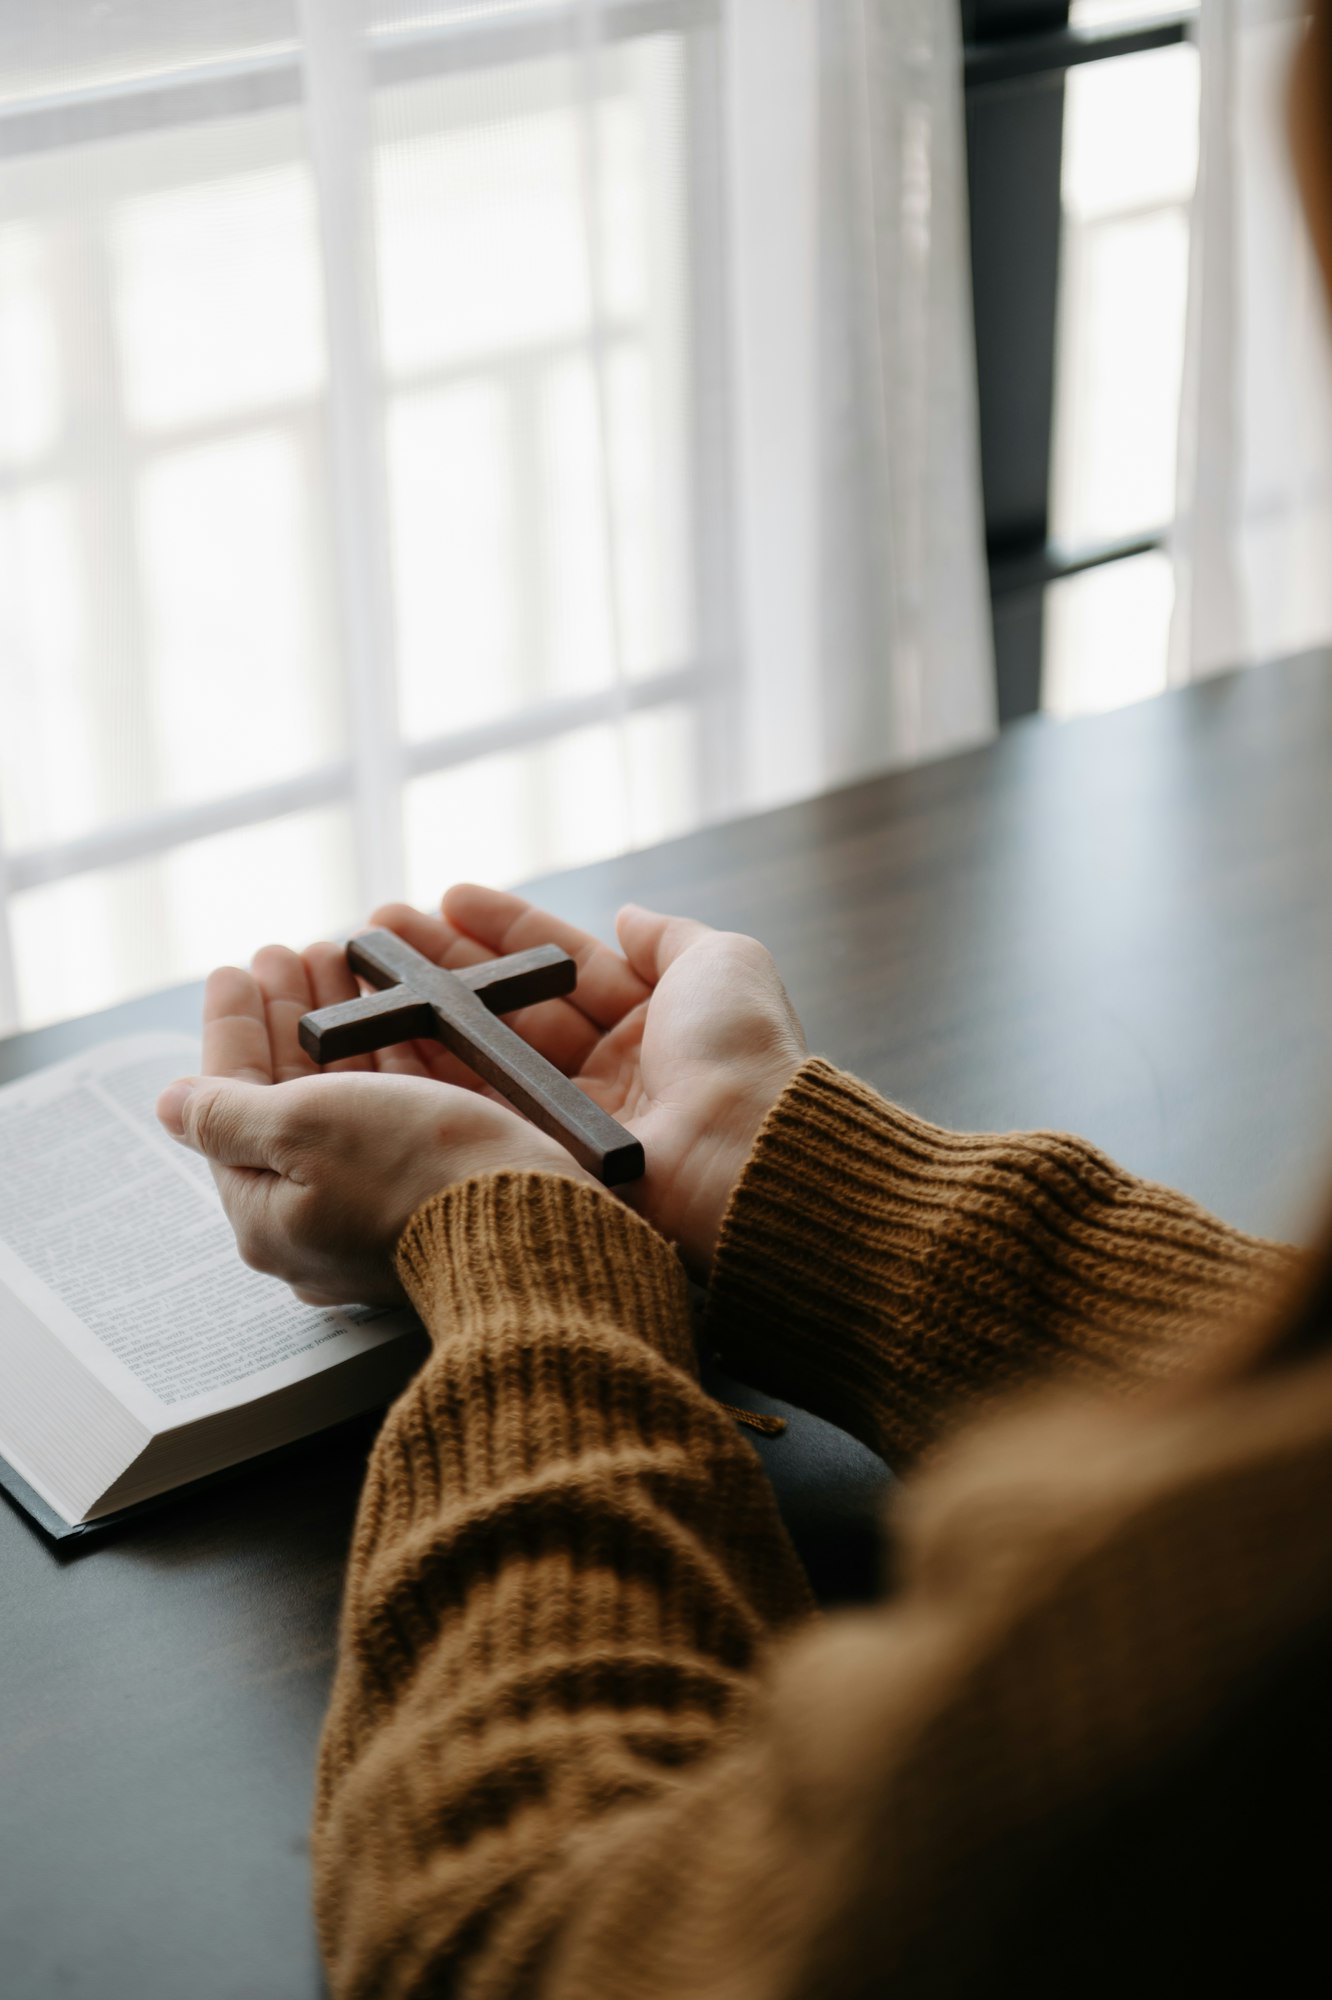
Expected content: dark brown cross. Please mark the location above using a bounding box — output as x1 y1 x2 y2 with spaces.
298 929 645 1186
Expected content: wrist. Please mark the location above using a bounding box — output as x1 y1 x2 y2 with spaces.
488 1132 603 1192
676 1054 803 1275
401 1138 600 1230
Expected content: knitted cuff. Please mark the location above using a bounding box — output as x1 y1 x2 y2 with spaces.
704 1058 958 1456
396 1170 697 1379
704 1058 1289 1468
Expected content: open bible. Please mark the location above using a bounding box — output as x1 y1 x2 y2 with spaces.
0 1034 427 1541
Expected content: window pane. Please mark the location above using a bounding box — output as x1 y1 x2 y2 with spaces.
0 481 97 851
1050 43 1199 547
111 163 326 434
388 379 522 739
376 35 695 739
0 225 62 470
624 703 699 849
138 429 345 808
0 416 342 859
0 108 345 861
375 71 595 379
404 705 700 906
405 723 626 901
1068 1 1175 27
10 806 356 1030
407 750 539 900
1041 551 1174 718
608 339 692 680
542 356 617 700
1051 207 1191 545
1061 43 1199 220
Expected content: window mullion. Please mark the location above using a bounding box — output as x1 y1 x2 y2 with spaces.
296 0 405 916
6 764 355 896
679 20 738 821
722 0 822 809
573 1 634 844
0 844 19 1031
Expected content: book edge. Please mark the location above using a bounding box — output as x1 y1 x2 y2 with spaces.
0 1404 394 1553
0 1449 85 1542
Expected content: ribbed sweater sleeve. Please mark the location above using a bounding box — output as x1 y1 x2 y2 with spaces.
311 1169 814 2000
310 1097 1328 2000
706 1058 1295 1468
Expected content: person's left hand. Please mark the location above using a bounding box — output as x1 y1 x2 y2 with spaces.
155 947 600 1307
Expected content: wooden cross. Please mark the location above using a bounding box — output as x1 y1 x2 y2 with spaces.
297 930 644 1186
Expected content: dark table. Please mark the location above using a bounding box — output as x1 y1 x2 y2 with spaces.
5 651 1332 1998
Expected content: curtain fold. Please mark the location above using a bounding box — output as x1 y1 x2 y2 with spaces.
1170 0 1332 681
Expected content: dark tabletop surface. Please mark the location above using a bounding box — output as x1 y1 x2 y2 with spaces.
4 651 1332 1998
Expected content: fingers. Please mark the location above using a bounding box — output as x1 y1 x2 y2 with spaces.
202 966 273 1084
614 904 715 985
368 900 487 970
302 939 378 1074
442 884 650 1029
157 1076 291 1169
363 903 493 1082
155 1075 315 1292
303 939 358 1012
355 903 482 1083
373 895 601 1081
251 944 316 1084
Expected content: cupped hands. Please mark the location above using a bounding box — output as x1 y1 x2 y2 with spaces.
156 887 807 1305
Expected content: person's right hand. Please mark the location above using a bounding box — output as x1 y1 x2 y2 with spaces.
361 887 809 1277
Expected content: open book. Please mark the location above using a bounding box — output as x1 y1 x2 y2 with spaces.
0 1034 427 1541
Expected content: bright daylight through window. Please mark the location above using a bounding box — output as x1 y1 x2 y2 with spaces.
0 0 1207 1032
1043 19 1200 718
0 3 715 1031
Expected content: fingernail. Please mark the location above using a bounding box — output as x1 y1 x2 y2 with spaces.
155 1077 200 1138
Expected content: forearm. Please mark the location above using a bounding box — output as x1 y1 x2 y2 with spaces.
312 1170 814 2000
705 1059 1296 1468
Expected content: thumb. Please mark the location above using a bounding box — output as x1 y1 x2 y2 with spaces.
615 904 714 985
156 1076 287 1169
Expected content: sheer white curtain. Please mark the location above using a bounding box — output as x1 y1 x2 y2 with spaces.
0 0 993 1032
1170 0 1332 679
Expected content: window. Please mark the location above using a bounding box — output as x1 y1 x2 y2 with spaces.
964 1 1201 721
0 2 728 1030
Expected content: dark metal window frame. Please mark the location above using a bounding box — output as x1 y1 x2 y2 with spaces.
962 2 1198 721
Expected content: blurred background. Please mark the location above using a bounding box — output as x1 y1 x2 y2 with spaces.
0 0 1325 1031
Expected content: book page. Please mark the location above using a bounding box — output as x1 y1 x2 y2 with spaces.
0 1036 417 1427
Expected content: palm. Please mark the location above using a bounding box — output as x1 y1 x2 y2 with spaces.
366 895 699 1137
210 884 802 1276
561 931 799 1262
361 891 783 1245
577 950 741 1121
571 1006 647 1119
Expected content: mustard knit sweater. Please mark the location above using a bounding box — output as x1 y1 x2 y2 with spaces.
312 1058 1332 1998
